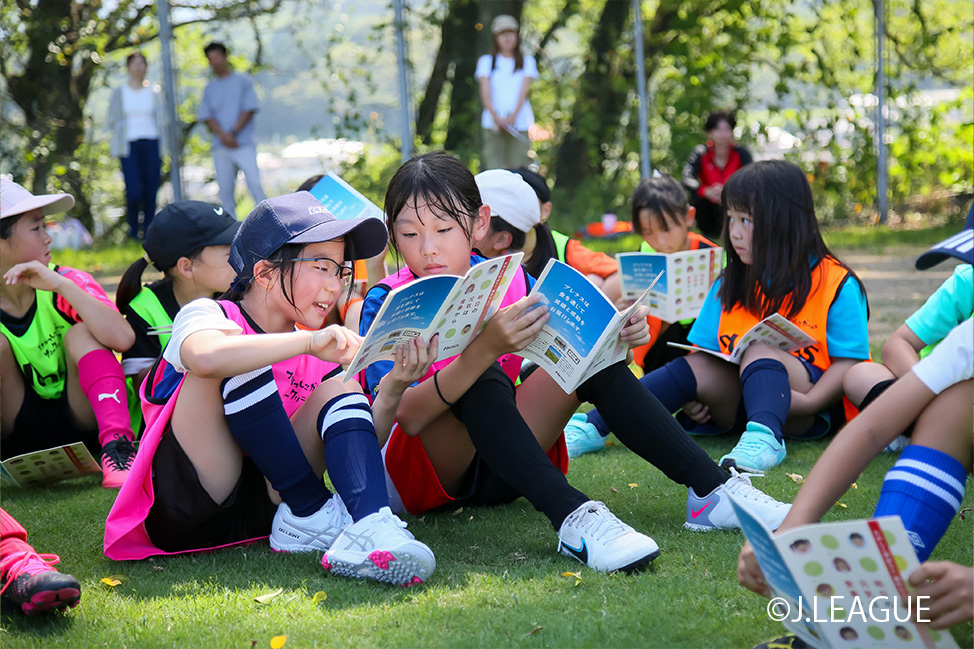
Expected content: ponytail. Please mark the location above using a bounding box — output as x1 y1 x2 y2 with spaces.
116 257 149 312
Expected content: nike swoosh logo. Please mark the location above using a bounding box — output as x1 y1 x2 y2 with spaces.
691 500 714 518
214 207 224 215
561 538 588 564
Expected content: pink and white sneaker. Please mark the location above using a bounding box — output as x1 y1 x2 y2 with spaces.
322 507 435 586
0 550 80 615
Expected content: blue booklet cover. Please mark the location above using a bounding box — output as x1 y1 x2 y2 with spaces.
519 259 661 393
344 253 524 379
307 172 384 221
617 248 722 322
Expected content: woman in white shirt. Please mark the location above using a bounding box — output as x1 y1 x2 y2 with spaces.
476 15 537 170
108 52 165 240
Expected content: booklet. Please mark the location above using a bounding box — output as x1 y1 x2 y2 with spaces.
616 248 723 322
726 490 959 649
0 442 101 487
668 313 816 365
519 259 662 394
307 172 384 222
344 253 524 378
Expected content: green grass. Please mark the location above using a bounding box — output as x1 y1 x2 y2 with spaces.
2 437 971 648
576 222 960 257
54 241 145 277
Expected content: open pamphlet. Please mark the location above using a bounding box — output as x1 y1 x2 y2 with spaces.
519 259 662 394
344 253 524 378
616 248 723 322
0 442 101 487
307 172 384 222
668 313 816 365
726 490 959 649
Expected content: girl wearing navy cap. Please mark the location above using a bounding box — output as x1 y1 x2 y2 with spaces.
105 192 436 587
116 200 239 433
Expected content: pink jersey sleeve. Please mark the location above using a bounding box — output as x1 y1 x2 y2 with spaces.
54 265 118 323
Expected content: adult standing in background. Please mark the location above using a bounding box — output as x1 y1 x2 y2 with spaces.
682 110 752 241
108 52 165 239
476 15 538 170
198 42 266 219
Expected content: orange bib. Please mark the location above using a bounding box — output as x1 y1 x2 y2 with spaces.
717 257 850 372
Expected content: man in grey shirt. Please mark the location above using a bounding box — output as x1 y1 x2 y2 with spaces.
198 42 266 218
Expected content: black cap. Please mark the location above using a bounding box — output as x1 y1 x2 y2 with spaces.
915 203 973 270
144 201 240 271
229 191 387 285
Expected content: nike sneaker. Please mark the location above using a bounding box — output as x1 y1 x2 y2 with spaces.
557 500 660 573
719 422 786 473
684 467 791 532
564 413 606 459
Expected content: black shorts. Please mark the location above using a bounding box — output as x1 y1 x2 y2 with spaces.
144 429 278 553
2 385 98 461
859 378 915 437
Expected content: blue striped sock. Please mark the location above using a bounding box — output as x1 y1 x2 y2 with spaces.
221 367 330 517
873 445 966 561
317 393 389 522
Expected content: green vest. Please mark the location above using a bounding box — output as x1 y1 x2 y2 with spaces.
124 286 175 434
0 265 72 400
550 229 570 264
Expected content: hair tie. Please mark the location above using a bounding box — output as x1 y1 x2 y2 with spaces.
433 370 456 407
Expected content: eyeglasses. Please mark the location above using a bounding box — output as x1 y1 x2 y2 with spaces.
291 257 354 286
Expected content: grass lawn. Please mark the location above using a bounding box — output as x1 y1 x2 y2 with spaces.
2 435 972 648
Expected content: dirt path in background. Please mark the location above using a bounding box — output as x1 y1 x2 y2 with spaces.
94 246 960 347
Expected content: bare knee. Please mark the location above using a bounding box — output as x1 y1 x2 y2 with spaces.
739 343 790 371
843 362 894 408
63 323 104 362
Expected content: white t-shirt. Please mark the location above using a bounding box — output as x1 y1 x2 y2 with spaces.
122 84 159 142
912 317 973 394
475 52 538 131
163 299 242 373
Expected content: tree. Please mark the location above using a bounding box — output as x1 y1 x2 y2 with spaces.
0 0 285 231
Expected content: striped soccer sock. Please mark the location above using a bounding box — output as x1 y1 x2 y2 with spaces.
317 393 389 521
873 444 966 561
221 367 330 517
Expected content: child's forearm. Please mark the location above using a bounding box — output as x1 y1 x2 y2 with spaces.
881 325 925 377
795 357 857 414
371 383 406 446
179 329 315 378
57 280 134 351
778 374 935 531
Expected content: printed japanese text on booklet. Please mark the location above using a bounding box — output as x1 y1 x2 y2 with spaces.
344 253 524 379
519 259 662 394
726 489 959 649
617 248 723 322
0 442 101 487
668 313 816 365
307 172 384 222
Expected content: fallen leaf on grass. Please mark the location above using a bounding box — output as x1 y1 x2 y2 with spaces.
628 483 638 489
101 577 122 588
785 473 804 485
959 508 973 521
609 487 618 493
270 635 287 648
561 571 582 586
453 507 464 516
834 501 847 509
850 482 858 489
254 588 284 604
152 566 164 572
312 591 327 605
605 441 616 446
522 626 543 638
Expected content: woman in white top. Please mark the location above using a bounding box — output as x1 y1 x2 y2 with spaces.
476 15 537 170
108 52 165 240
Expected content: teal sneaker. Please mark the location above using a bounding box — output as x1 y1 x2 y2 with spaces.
564 413 606 459
719 422 786 473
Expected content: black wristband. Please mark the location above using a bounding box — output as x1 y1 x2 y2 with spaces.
433 370 456 407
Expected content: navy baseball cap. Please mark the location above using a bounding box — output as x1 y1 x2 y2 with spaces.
229 191 388 280
915 203 973 270
144 201 240 271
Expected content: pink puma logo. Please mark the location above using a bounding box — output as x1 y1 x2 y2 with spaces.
98 389 121 404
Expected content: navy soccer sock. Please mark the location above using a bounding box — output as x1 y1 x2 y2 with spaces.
221 367 330 517
585 356 698 437
873 445 966 561
740 358 791 442
317 392 390 522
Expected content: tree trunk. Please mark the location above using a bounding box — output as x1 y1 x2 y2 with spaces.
554 0 631 193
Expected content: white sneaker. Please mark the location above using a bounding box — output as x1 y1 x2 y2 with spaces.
269 494 352 553
557 501 660 573
684 468 791 532
322 507 435 586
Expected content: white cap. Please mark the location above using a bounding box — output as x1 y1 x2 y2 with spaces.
475 169 540 233
1 178 74 220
